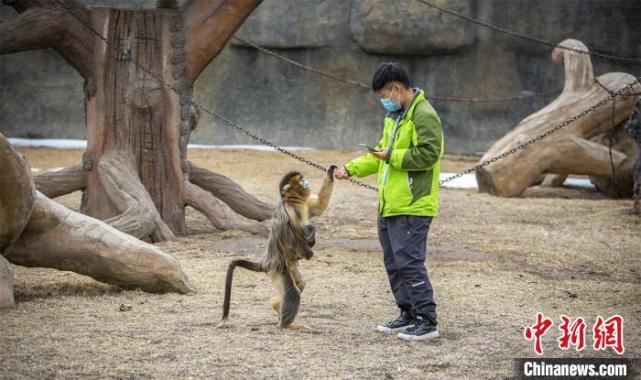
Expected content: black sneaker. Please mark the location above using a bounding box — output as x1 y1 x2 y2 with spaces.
376 310 415 333
398 315 439 341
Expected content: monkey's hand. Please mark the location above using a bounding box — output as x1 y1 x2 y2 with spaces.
304 224 316 248
326 165 338 181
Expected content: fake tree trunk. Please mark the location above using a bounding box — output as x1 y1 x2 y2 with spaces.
0 0 271 241
0 133 193 307
476 39 640 197
0 131 34 307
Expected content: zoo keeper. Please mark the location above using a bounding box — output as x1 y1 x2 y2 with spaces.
335 63 443 341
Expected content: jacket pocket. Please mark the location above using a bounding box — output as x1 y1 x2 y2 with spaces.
408 169 433 204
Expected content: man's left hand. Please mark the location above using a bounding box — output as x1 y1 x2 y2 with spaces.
370 149 388 161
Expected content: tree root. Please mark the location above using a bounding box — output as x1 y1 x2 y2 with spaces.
0 255 14 308
34 165 86 198
184 180 271 237
4 191 194 294
188 161 273 221
98 151 175 242
0 132 34 252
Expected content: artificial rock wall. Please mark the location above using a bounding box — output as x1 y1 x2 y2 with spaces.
1 0 640 153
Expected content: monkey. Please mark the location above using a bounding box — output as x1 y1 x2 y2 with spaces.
218 165 337 330
624 97 641 214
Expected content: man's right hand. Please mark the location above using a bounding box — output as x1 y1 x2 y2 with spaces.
334 166 350 180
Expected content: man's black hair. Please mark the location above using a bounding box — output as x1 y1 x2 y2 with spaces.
371 63 411 92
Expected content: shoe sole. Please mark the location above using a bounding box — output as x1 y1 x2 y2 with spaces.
376 324 415 333
397 330 440 341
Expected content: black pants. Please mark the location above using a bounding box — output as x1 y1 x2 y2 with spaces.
378 215 437 321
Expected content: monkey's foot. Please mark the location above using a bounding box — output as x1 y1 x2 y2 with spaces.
287 322 308 331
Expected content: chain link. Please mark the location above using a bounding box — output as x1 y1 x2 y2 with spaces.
417 0 641 66
54 0 377 191
199 104 379 191
438 79 640 185
55 0 640 192
233 35 562 103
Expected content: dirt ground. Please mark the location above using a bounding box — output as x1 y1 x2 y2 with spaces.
1 147 640 379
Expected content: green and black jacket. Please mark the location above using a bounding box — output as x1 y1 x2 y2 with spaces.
346 89 444 217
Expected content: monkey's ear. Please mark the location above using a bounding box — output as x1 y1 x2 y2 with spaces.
281 184 291 195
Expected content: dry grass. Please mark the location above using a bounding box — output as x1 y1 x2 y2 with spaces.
1 148 640 379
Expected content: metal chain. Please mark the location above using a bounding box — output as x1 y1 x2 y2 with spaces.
194 103 379 191
233 35 561 103
438 78 641 185
232 36 370 90
54 0 640 192
417 0 641 66
595 77 622 197
54 0 376 191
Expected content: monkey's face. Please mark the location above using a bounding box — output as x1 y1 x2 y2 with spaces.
281 174 312 201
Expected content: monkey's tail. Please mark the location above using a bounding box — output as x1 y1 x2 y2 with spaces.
219 259 264 327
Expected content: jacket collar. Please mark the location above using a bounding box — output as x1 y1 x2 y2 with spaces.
387 88 425 120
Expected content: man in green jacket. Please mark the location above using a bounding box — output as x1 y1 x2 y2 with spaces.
335 63 443 341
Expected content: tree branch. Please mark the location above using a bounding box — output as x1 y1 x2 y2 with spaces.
188 161 273 221
0 0 94 80
183 0 262 83
0 7 66 52
184 180 270 237
34 165 85 198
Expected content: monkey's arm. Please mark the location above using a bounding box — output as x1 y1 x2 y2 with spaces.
308 166 336 217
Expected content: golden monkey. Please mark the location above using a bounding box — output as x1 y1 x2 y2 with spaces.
219 165 337 329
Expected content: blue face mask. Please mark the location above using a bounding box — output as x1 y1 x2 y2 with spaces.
380 87 401 112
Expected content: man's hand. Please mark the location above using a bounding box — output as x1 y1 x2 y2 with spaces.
334 166 350 180
370 149 388 161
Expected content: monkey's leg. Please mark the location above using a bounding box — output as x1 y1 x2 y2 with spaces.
273 269 302 330
269 270 283 316
286 266 308 330
270 296 282 315
269 267 304 317
291 265 306 292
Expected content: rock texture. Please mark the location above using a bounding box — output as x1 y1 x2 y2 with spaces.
350 0 473 55
232 0 353 48
1 0 640 153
